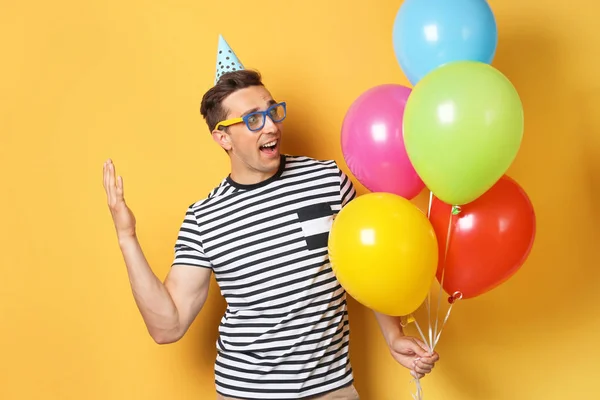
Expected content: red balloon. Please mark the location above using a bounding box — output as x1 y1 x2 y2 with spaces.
429 175 536 299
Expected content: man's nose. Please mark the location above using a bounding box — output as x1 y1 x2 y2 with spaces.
262 115 277 133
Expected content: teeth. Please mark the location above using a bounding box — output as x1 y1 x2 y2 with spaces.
261 140 277 148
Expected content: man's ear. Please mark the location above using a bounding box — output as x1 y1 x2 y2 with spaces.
212 129 232 151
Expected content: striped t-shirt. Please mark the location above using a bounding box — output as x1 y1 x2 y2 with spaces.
172 154 357 399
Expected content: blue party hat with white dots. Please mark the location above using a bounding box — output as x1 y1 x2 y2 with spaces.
215 34 244 84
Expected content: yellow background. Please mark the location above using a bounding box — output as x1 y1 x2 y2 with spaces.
1 0 598 399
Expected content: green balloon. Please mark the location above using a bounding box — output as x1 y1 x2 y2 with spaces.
403 61 524 205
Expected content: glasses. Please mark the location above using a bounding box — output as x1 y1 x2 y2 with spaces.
214 102 287 132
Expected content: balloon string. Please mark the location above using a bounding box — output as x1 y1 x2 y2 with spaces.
432 291 461 350
410 319 426 400
425 191 434 350
411 374 423 400
409 316 426 400
433 307 451 350
413 318 432 353
425 292 433 353
426 190 433 218
409 191 434 400
433 208 455 347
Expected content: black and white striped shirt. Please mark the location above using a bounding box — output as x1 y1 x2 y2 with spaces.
172 155 357 399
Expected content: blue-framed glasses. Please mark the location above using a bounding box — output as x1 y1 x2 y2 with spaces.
214 102 287 132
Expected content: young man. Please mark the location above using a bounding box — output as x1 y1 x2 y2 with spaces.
102 37 438 400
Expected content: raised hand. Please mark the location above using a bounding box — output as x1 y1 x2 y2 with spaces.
103 159 136 240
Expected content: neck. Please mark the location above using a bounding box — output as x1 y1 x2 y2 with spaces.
229 153 282 186
229 168 278 185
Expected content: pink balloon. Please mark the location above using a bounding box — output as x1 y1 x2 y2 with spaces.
341 84 424 199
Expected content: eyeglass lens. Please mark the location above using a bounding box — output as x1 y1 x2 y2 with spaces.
247 103 286 131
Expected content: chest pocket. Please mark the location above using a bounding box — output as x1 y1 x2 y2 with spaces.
296 203 335 251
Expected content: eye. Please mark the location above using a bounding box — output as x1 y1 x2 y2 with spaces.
246 113 263 129
269 105 283 119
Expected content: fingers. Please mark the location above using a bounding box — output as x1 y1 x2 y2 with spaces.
103 160 108 190
415 359 434 373
419 350 439 363
418 357 436 368
103 159 122 207
394 338 439 379
116 175 124 200
412 352 438 378
108 161 116 201
103 160 112 202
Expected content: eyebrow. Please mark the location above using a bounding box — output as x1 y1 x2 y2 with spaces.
241 99 277 117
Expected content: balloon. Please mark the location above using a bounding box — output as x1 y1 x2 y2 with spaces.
328 193 438 316
403 61 524 206
341 84 425 199
429 175 536 299
392 0 498 85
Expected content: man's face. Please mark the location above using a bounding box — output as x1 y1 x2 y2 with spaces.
213 85 283 178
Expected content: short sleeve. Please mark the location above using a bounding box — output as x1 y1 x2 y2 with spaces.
336 163 357 207
172 206 212 269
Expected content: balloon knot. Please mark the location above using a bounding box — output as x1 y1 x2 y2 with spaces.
448 291 463 304
451 205 462 215
400 314 416 327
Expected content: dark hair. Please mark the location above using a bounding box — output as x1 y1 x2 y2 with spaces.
200 69 264 133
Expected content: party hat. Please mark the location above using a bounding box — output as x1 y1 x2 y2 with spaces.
215 34 245 84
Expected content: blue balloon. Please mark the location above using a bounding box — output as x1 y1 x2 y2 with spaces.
392 0 498 86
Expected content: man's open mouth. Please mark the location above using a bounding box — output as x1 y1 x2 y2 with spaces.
259 140 279 155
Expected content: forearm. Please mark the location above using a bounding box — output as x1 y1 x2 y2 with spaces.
373 311 404 347
118 235 181 342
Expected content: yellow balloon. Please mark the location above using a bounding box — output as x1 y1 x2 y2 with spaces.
328 193 438 316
